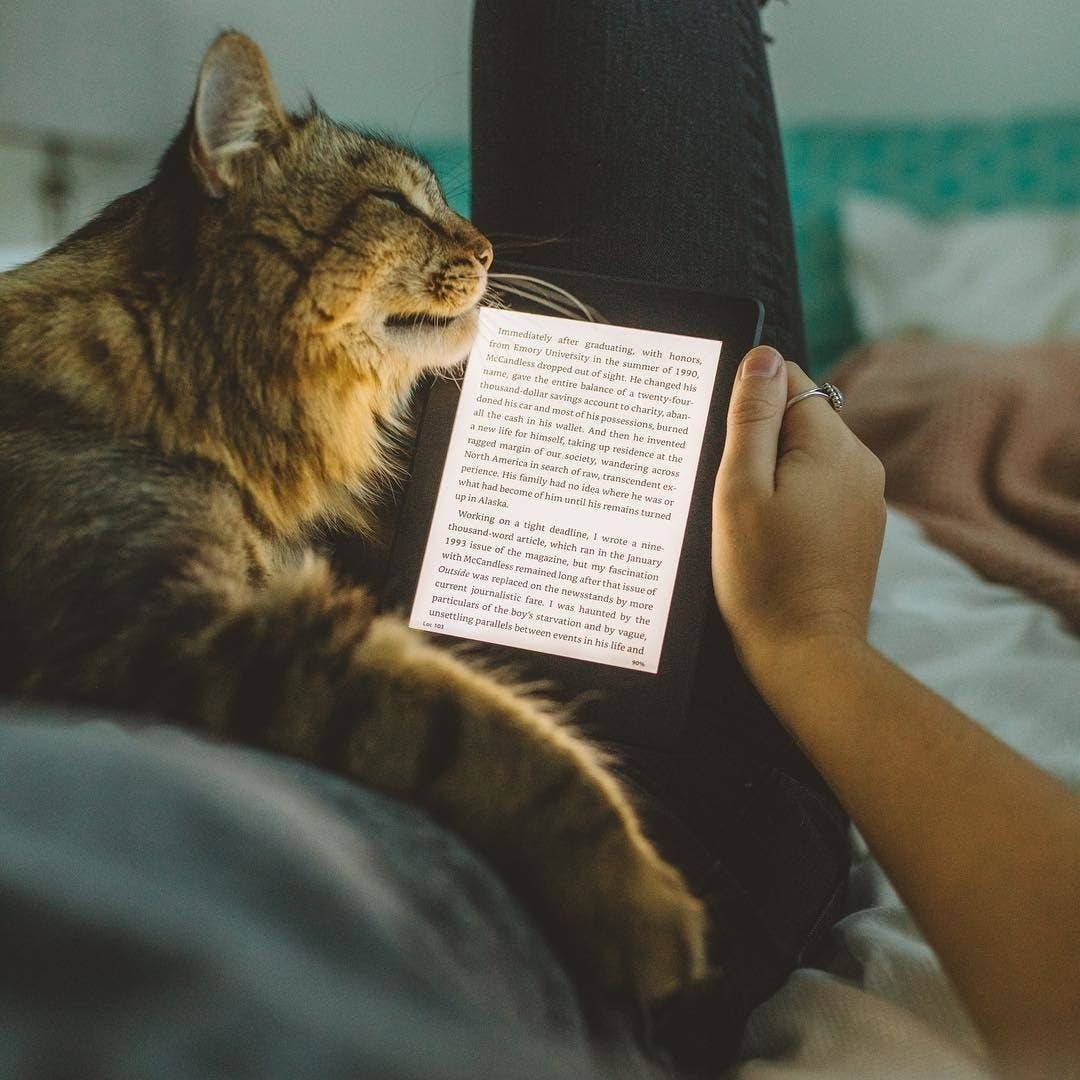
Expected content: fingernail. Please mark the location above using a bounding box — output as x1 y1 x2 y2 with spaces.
741 346 782 380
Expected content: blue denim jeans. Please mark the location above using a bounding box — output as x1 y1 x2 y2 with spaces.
471 1 849 1070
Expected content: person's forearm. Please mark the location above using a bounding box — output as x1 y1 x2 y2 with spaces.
751 634 1080 1075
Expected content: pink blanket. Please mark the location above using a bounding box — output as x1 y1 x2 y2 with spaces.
833 336 1080 630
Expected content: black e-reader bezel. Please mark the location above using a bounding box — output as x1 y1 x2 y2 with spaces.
383 263 763 747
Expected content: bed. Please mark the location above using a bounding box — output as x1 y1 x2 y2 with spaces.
1 112 1078 1077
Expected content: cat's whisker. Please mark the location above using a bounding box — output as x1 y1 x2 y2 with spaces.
489 285 583 320
479 285 509 311
487 273 606 323
438 171 471 196
488 232 570 253
441 182 471 199
404 70 465 143
432 365 466 389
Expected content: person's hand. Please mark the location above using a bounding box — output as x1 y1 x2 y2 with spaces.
711 346 886 681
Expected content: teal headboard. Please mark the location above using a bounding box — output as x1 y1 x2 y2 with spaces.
781 113 1080 374
420 112 1080 378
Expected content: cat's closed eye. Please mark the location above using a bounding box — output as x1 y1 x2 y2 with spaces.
369 188 423 219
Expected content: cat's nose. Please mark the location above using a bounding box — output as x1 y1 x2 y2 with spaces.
475 244 493 270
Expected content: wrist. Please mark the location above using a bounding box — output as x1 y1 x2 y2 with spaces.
738 628 878 710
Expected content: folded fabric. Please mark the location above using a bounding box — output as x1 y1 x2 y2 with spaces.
833 336 1080 630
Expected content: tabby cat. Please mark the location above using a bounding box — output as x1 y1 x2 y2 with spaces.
0 32 704 1003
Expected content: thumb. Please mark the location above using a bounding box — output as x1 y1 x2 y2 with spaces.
719 346 788 491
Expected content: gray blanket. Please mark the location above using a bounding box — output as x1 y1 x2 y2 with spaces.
0 707 662 1079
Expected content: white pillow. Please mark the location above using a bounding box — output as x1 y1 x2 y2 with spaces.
840 192 1080 343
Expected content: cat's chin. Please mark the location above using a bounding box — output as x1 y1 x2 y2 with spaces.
381 305 480 369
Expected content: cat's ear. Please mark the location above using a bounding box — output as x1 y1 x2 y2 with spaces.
190 32 286 198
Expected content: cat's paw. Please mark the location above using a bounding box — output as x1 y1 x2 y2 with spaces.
347 617 707 1002
538 782 708 1004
